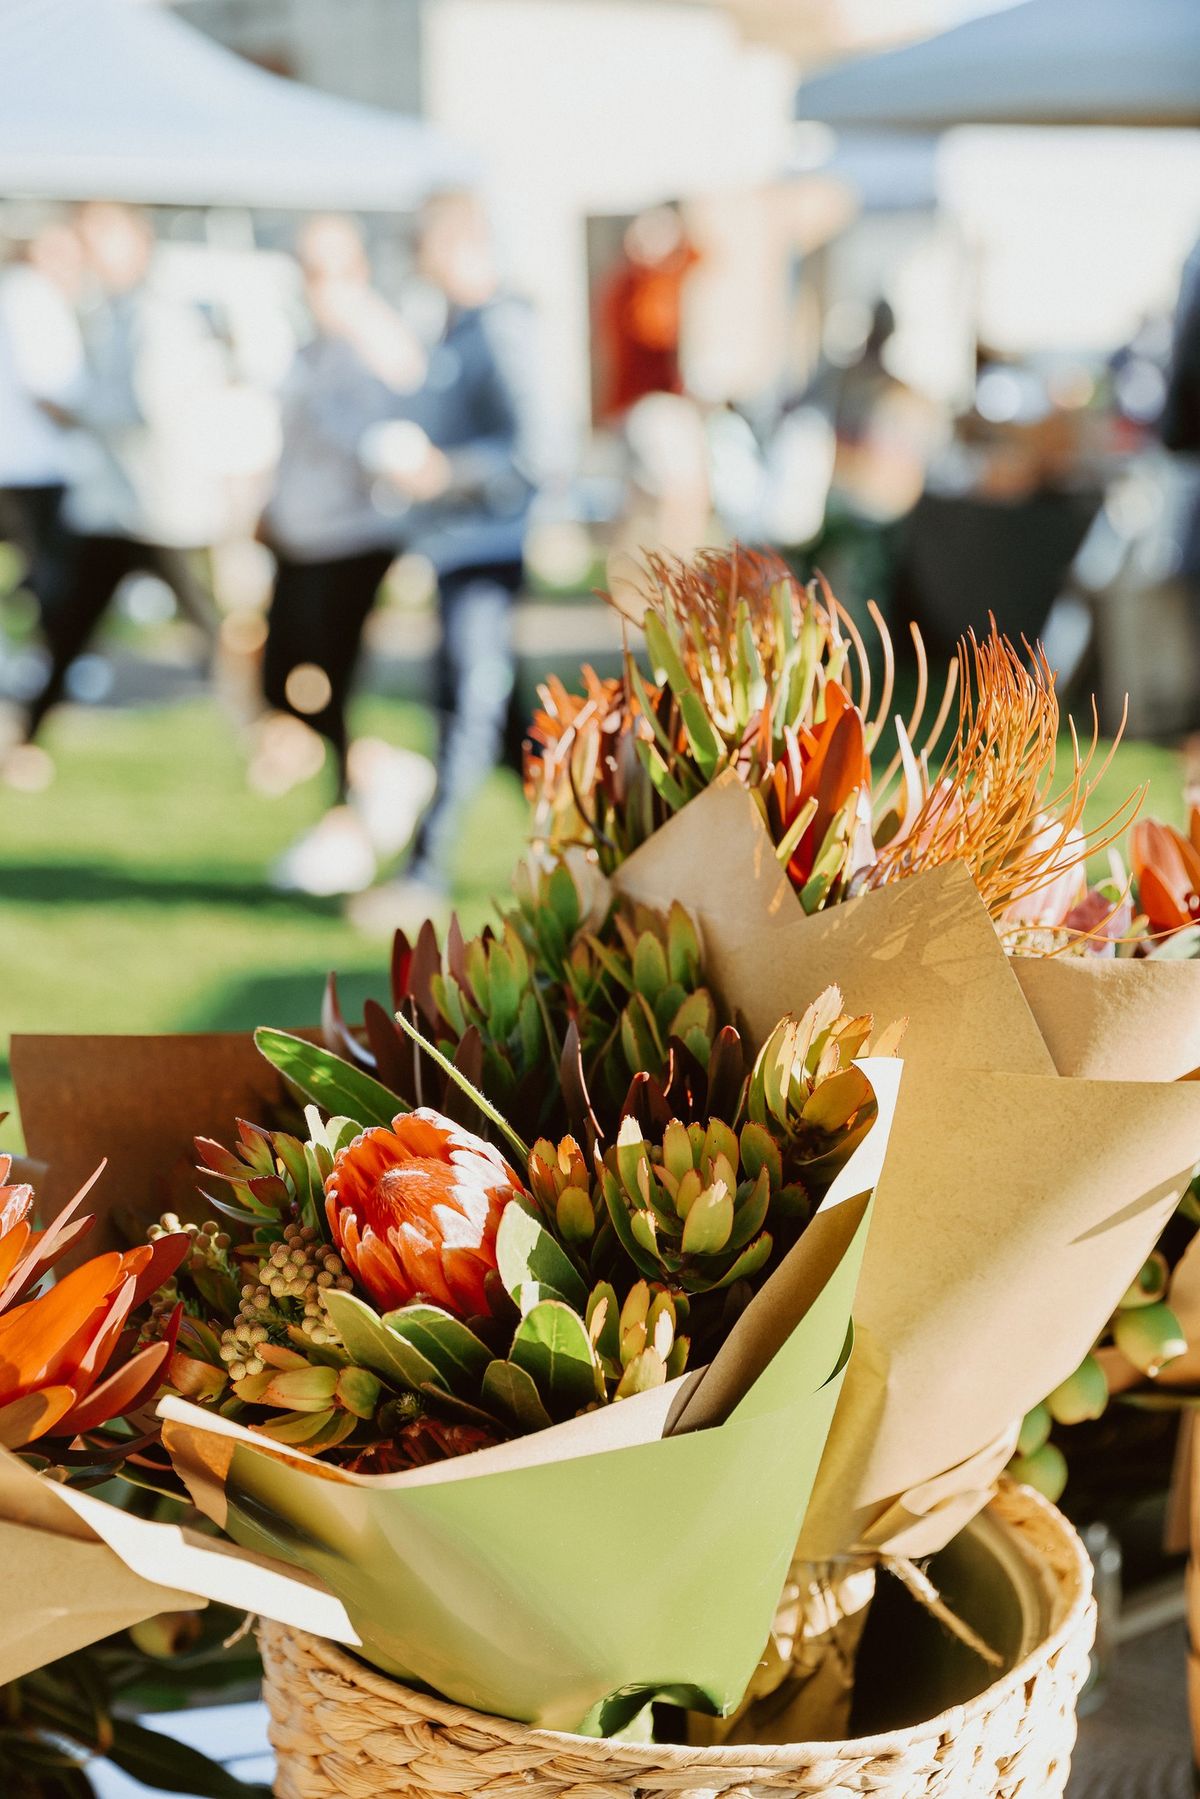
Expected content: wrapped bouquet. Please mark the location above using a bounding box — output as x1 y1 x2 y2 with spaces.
8 546 1200 1749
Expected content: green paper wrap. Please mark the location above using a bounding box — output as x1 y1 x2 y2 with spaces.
161 1059 900 1733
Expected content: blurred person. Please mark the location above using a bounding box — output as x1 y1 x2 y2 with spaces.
793 298 941 612
16 203 226 762
594 204 699 422
352 189 539 929
0 221 84 642
594 206 710 558
258 213 430 896
825 300 936 523
1162 233 1200 610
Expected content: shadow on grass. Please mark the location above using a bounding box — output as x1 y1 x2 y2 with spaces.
0 861 341 918
183 966 391 1036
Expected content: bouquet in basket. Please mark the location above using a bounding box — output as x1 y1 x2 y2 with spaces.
9 546 1200 1745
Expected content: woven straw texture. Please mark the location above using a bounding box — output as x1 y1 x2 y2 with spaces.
259 1482 1095 1799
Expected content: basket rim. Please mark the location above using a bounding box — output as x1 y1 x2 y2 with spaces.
259 1478 1094 1769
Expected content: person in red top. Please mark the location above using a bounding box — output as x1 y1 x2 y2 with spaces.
594 205 700 421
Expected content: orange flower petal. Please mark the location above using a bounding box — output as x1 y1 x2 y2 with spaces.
55 1341 170 1437
0 1385 78 1448
0 1251 125 1398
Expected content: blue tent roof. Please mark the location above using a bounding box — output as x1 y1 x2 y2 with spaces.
0 0 476 208
795 0 1200 130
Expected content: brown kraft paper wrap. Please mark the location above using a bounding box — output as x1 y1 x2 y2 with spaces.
616 773 1200 1737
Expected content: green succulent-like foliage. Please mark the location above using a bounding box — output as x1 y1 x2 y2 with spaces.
322 858 728 1146
599 1115 777 1295
628 573 848 818
321 1203 691 1444
745 993 886 1186
195 1107 361 1236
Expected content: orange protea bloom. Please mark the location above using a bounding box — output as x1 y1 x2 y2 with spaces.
325 1110 522 1316
0 1159 188 1449
1132 810 1200 935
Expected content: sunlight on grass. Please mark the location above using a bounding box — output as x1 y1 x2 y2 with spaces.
0 696 529 1144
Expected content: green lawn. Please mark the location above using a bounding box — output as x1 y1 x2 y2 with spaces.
1 695 528 1146
0 693 1187 1148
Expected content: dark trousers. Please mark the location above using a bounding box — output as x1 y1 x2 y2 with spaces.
0 482 74 622
261 546 393 802
25 533 216 741
409 559 521 890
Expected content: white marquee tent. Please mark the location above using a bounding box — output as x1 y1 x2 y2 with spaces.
793 0 1200 131
0 0 476 209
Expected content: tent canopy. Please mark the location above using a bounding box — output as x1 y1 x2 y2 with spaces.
0 0 476 210
794 0 1200 130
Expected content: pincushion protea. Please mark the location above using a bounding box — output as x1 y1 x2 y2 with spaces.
325 1111 522 1316
0 1158 188 1450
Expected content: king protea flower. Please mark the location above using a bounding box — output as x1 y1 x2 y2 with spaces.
325 1110 522 1316
0 1159 188 1450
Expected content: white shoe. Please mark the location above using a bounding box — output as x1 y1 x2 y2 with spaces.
3 742 55 792
347 738 437 860
346 875 449 937
270 807 377 897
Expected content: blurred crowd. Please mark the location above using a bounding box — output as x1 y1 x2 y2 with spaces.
0 193 538 919
3 189 1200 914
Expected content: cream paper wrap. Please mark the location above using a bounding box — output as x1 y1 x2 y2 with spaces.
0 1442 357 1685
614 773 1200 1739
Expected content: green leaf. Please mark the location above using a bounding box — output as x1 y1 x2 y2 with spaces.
480 1359 554 1433
382 1303 493 1396
509 1300 601 1416
391 1008 530 1163
644 611 723 778
555 1184 595 1243
495 1205 588 1313
487 942 522 1039
271 1130 310 1197
614 1346 668 1400
620 994 662 1074
775 795 818 870
107 1717 271 1798
254 1029 401 1129
586 1280 621 1367
681 1184 734 1256
661 1119 695 1185
635 737 694 813
632 932 668 1001
709 1231 773 1290
547 861 582 936
321 1289 447 1394
665 902 700 986
601 1167 661 1279
739 1121 782 1189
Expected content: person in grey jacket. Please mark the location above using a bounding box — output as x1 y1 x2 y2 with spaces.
260 214 425 809
354 190 539 923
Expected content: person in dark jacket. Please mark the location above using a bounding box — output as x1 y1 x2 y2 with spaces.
352 190 539 926
1162 236 1200 602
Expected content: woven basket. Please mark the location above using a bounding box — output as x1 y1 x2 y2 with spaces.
259 1482 1095 1799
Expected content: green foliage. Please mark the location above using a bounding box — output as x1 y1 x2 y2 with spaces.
254 1029 402 1132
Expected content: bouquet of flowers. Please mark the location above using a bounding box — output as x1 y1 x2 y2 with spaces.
9 546 1200 1745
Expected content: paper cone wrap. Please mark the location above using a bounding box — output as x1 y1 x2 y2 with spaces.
158 1061 899 1731
614 774 1200 1562
0 1443 355 1684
